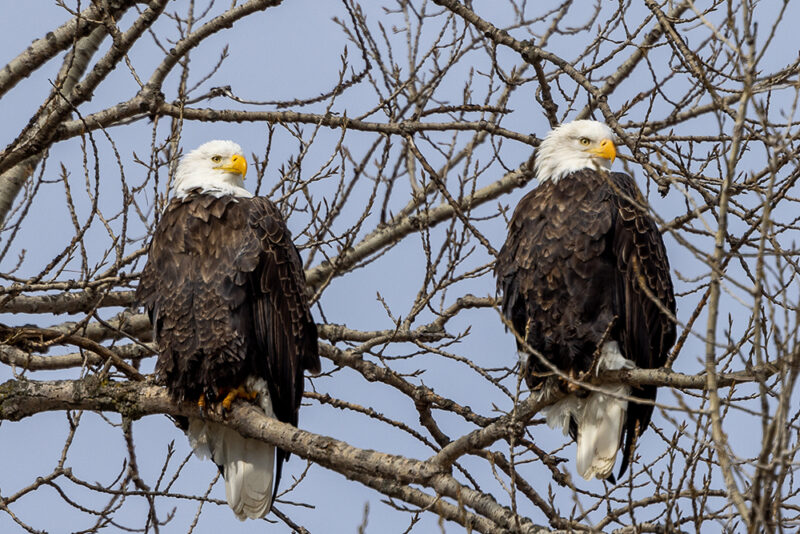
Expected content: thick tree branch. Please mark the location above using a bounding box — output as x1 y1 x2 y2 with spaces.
0 377 548 534
0 290 135 315
0 0 169 177
0 1 139 98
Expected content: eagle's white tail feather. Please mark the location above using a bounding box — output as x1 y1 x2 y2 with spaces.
187 377 276 520
575 341 634 480
534 342 635 480
575 384 629 480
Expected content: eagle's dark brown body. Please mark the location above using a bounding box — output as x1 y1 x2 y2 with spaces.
137 192 320 494
495 169 675 477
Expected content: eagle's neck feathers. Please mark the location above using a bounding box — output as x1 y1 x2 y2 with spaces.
174 180 253 199
535 154 611 183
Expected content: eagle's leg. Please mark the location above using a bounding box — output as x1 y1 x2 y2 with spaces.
220 385 259 412
197 394 207 411
564 368 582 394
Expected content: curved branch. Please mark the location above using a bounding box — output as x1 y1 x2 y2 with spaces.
51 103 536 147
305 161 533 288
0 0 169 177
0 325 143 380
144 0 285 91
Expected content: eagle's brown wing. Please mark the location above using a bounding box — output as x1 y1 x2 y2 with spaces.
609 172 675 476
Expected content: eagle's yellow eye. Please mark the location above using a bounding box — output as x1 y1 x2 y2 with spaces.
579 137 591 146
211 155 222 163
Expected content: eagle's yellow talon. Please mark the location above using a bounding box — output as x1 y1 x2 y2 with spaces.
220 385 257 411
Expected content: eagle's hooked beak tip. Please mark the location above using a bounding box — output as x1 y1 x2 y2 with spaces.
220 154 247 178
592 138 616 163
231 154 247 178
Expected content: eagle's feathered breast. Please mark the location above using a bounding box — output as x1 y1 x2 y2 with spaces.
497 169 618 374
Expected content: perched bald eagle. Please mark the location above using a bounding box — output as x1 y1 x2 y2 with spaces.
137 140 320 519
495 120 675 481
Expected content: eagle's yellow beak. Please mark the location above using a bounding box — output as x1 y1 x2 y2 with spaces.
219 154 247 178
589 138 616 163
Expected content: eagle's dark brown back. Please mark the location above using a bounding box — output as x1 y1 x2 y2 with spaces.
495 169 675 477
136 193 320 430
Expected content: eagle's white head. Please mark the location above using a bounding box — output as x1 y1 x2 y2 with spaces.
173 140 253 199
534 120 617 182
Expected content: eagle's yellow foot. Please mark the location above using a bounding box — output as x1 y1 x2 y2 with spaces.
197 394 207 411
220 385 258 411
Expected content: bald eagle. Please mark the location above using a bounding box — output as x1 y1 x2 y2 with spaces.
137 140 320 519
495 120 676 480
